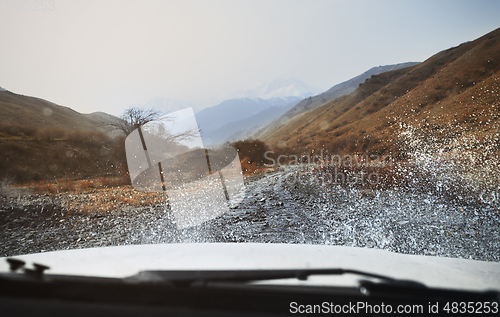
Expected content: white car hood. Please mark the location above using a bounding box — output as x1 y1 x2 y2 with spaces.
1 243 499 291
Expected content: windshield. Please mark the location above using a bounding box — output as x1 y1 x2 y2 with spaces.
1 0 499 289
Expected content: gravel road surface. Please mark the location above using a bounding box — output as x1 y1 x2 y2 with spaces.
1 165 499 261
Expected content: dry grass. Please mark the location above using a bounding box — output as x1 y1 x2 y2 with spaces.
63 187 168 214
262 27 500 160
0 126 127 184
57 179 76 192
0 123 37 138
33 180 57 195
98 176 130 188
18 174 130 196
79 180 95 190
11 180 168 214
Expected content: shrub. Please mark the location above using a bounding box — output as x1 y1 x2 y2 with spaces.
231 139 271 164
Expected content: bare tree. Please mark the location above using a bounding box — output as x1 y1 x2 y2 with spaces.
107 106 200 147
108 107 163 136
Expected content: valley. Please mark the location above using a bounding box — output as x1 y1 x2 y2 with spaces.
1 26 499 264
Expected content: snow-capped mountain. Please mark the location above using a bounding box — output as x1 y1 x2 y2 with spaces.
0 86 6 91
191 78 319 145
228 78 319 100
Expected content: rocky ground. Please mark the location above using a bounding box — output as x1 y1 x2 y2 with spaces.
1 165 499 262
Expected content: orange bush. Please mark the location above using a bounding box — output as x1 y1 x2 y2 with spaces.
239 157 257 175
231 139 271 164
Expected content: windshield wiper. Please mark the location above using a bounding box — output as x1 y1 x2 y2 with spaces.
127 268 425 288
127 269 500 304
3 264 498 314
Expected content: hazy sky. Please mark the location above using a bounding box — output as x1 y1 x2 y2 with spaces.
1 0 499 116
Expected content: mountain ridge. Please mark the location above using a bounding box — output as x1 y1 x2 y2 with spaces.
255 62 419 141
195 96 302 145
201 99 300 145
261 27 500 159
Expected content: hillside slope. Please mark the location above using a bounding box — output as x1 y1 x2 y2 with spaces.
255 62 418 140
262 27 500 160
0 91 126 183
0 91 120 135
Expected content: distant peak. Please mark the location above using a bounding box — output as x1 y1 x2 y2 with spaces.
228 78 320 99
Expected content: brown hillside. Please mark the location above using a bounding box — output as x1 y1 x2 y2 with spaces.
0 91 120 134
255 62 419 140
263 27 500 159
0 91 127 184
0 124 127 184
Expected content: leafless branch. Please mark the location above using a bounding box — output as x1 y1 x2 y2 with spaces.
106 107 200 148
106 107 163 136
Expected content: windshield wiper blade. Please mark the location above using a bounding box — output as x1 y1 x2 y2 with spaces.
127 268 425 288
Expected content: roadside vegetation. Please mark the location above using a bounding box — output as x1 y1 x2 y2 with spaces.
0 122 128 184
